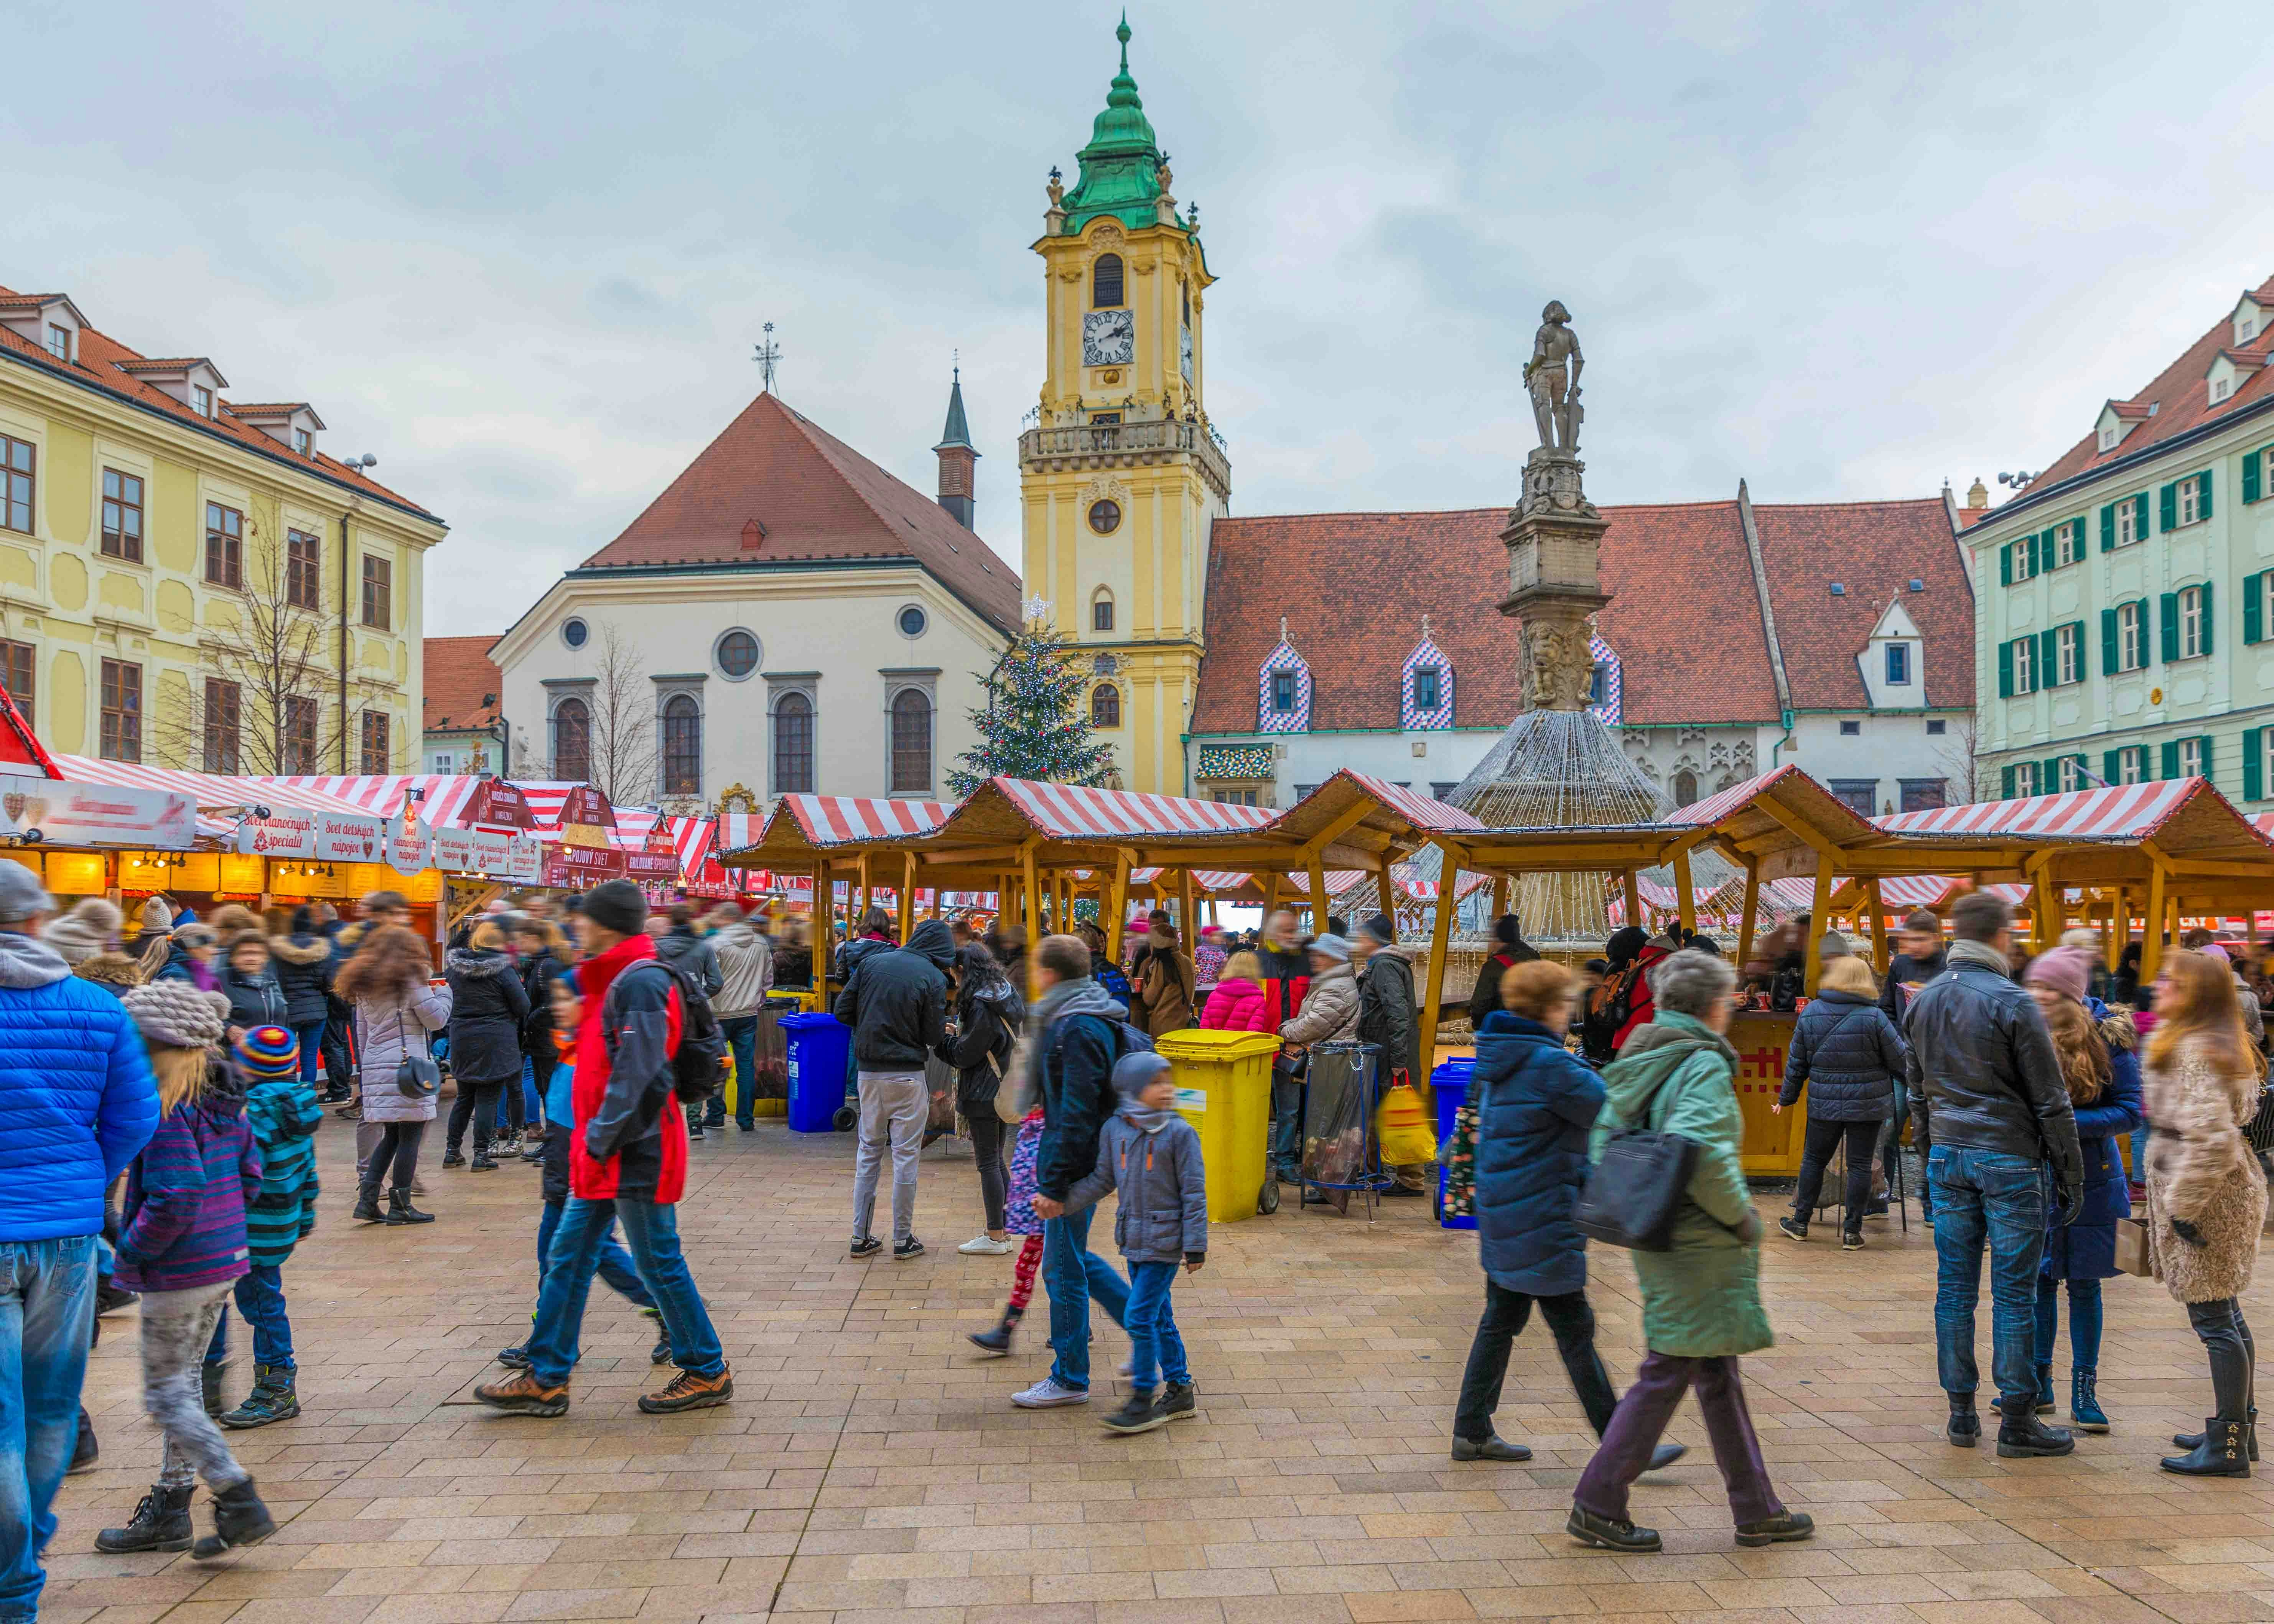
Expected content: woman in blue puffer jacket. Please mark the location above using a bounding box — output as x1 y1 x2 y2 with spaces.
1452 957 1682 1474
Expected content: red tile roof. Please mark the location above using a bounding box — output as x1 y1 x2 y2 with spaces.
2030 273 2274 488
1191 492 1971 734
1748 497 1974 710
579 390 1020 636
0 283 435 521
422 636 505 734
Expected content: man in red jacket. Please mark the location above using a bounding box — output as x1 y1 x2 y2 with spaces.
475 881 730 1418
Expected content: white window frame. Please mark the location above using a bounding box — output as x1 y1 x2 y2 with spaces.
2059 757 2081 792
2180 737 2204 777
2015 761 2038 796
2012 635 2034 694
1885 642 1910 686
2214 378 2232 403
2012 540 2037 582
2118 602 2143 672
2180 586 2205 659
2178 479 2202 527
2098 426 2118 452
2116 501 2139 546
191 385 212 418
2055 521 2079 568
2118 746 2142 786
2056 624 2079 685
45 325 70 361
293 427 311 456
2264 733 2274 800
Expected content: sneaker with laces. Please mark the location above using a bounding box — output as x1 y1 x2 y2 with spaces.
639 1365 733 1413
1777 1215 1808 1243
1103 1390 1168 1433
958 1235 1013 1255
1012 1377 1090 1408
893 1236 925 1260
473 1371 569 1417
850 1235 882 1258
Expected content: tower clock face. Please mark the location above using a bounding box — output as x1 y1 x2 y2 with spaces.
1083 309 1135 367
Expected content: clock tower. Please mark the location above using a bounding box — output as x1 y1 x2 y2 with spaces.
1021 16 1228 795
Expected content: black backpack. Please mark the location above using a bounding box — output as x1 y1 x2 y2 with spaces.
1580 965 1639 1063
605 958 731 1105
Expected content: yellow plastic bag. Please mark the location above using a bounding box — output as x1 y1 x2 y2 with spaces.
1374 1079 1437 1166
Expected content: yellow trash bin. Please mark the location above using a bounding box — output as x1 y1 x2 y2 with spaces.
1154 1029 1282 1224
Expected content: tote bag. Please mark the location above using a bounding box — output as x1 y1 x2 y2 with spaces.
1573 1066 1698 1252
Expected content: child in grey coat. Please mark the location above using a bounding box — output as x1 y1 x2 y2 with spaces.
1035 1051 1207 1433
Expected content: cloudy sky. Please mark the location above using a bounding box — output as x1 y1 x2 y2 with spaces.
8 2 2265 637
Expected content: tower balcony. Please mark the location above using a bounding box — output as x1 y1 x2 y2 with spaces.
1019 417 1230 501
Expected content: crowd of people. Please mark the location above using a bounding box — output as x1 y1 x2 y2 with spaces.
4 866 2269 1608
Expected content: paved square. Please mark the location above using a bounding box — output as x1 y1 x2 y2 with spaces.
48 1118 2274 1623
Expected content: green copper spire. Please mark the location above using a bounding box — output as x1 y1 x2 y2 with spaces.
1058 15 1169 235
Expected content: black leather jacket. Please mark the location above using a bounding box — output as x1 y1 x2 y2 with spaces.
1901 951 2083 1188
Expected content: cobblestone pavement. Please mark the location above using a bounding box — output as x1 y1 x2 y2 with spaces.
45 1116 2274 1624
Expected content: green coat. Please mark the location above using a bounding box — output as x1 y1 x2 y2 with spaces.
1592 1012 1771 1358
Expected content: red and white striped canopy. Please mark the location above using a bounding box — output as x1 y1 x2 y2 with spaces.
1873 874 1958 910
59 757 372 818
1335 773 1483 833
1875 780 2195 840
273 774 493 826
1662 767 1791 828
988 778 1276 840
774 795 954 846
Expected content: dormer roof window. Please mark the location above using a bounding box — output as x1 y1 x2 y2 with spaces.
2094 398 2155 456
2233 285 2272 346
227 402 326 457
1860 599 1925 710
2206 349 2267 412
45 324 71 362
0 292 86 361
115 356 230 418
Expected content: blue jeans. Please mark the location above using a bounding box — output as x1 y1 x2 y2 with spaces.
1928 1146 2048 1413
1123 1260 1189 1395
535 1201 655 1308
1042 1206 1128 1390
721 1016 758 1127
1 1236 96 1624
2034 1275 2103 1372
526 1197 720 1386
293 1018 326 1083
203 1263 294 1372
1270 1073 1302 1178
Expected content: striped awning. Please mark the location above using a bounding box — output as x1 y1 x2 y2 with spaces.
1875 780 2195 840
774 795 954 846
1334 773 1483 833
273 774 490 826
989 779 1276 839
60 758 376 818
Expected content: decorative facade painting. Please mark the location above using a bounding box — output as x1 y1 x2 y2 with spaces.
1256 621 1312 734
1399 622 1454 731
1586 634 1623 727
1196 743 1275 782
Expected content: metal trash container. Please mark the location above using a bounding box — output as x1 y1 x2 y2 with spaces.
1300 1039 1381 1197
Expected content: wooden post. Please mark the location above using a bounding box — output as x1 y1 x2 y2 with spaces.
1177 869 1197 948
817 861 834 1004
2143 863 2167 982
1208 895 1220 926
1022 844 1042 999
1106 851 1131 962
1622 870 1642 932
1490 873 1509 923
857 851 872 925
1866 877 1889 969
1373 853 1398 940
1308 855 1330 935
1672 847 1696 936
1737 860 1760 971
898 851 916 941
1803 857 1834 995
1261 869 1281 925
1421 842 1459 1076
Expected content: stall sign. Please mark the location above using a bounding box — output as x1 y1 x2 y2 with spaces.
623 825 679 880
312 810 388 864
238 808 317 858
384 814 433 877
218 854 266 893
45 850 107 893
542 841 626 887
504 834 543 882
348 862 441 903
4 773 198 850
464 779 536 830
552 785 614 850
432 826 522 877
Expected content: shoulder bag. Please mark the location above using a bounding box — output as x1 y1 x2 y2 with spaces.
394 999 441 1099
1573 1055 1698 1252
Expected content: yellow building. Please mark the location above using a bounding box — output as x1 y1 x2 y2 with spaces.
0 286 443 772
1019 19 1228 794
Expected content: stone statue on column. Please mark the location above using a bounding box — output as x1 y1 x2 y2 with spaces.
1523 300 1584 453
1500 298 1606 711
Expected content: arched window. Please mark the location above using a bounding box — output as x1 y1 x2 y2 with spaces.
890 688 932 793
772 693 813 795
552 697 591 783
1092 253 1123 308
1092 589 1115 632
1090 684 1120 727
1673 768 1698 808
661 694 701 795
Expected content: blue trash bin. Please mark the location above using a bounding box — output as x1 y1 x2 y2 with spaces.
1432 1056 1476 1230
782 1013 852 1134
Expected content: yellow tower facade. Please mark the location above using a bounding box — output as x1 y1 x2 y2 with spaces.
1019 19 1228 795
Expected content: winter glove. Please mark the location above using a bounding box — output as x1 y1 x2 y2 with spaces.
2172 1216 2207 1247
2057 1179 2086 1228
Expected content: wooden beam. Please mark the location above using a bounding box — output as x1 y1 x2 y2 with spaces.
1178 868 1197 948
1737 859 1760 970
2143 862 2167 982
1622 870 1642 930
1022 841 1042 999
1672 847 1696 935
1373 851 1399 940
1105 849 1131 962
1308 854 1330 934
898 851 916 941
1421 840 1459 1069
857 851 872 924
1490 873 1508 924
1260 870 1281 922
1866 877 1888 969
1803 857 1834 995
817 861 834 1004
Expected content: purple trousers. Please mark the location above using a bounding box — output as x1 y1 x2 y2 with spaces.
1575 1352 1783 1525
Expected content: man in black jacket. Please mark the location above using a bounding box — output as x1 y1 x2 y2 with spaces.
1879 909 1947 1215
1011 933 1131 1409
1903 890 2084 1458
834 918 954 1260
1355 914 1428 1195
1256 910 1311 1185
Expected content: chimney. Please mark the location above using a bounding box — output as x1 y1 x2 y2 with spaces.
934 364 979 529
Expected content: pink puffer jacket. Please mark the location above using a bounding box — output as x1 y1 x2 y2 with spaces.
1200 977 1271 1033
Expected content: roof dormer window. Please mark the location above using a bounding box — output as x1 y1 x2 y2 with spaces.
293 427 311 456
191 385 213 418
2215 378 2232 403
2098 425 2118 452
45 325 71 362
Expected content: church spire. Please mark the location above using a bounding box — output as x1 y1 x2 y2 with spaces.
937 359 973 451
1057 15 1166 235
933 360 979 530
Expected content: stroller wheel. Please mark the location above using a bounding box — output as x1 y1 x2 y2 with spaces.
832 1104 858 1132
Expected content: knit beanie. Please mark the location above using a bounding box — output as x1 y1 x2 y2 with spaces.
1358 913 1396 946
1818 931 1852 961
2024 945 2091 1005
140 895 175 933
233 1024 301 1081
579 879 648 937
1307 933 1352 963
42 898 122 966
122 980 231 1049
1112 1050 1173 1097
0 861 52 925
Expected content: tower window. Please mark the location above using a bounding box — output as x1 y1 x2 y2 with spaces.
1092 254 1124 309
1090 684 1120 727
1092 590 1114 632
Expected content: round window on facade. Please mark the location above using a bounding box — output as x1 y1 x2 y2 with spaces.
713 629 760 680
1088 499 1122 535
897 604 928 639
561 617 588 650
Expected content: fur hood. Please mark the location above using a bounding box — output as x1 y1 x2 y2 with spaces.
445 945 518 980
268 933 332 966
73 951 144 990
2099 1009 2140 1052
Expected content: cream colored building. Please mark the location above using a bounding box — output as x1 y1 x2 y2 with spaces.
0 284 443 770
490 387 1019 809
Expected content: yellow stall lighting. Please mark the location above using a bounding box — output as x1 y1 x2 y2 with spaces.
46 851 108 894
219 854 265 893
0 851 40 879
348 863 440 904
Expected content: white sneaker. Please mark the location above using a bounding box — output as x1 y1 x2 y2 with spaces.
958 1235 1013 1255
1012 1377 1091 1408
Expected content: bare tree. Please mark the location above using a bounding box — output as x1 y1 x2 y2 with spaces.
1927 714 1985 805
153 515 390 774
585 621 656 803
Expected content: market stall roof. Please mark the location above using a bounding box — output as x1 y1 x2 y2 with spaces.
0 683 56 774
272 774 537 829
1875 778 2268 856
1265 770 1481 866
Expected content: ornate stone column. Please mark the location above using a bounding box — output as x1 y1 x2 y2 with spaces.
1499 447 1607 710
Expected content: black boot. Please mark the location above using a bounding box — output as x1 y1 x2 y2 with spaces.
1946 1391 1980 1448
202 1361 227 1417
352 1187 384 1223
69 1409 99 1475
387 1187 436 1225
1996 1404 2075 1458
192 1476 276 1559
219 1364 300 1429
95 1482 194 1553
2175 1406 2259 1461
2162 1417 2250 1477
968 1306 1022 1357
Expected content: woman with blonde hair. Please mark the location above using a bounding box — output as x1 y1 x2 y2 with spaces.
2143 949 2267 1476
1772 953 1905 1249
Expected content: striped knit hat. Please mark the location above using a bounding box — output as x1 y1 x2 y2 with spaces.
234 1024 300 1081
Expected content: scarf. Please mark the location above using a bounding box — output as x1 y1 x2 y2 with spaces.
1948 938 2013 978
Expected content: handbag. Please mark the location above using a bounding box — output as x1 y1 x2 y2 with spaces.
1573 1064 1699 1252
393 1001 441 1099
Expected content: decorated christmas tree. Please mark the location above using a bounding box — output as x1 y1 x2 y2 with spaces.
948 610 1117 795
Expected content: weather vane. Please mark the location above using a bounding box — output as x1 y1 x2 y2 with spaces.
753 322 781 393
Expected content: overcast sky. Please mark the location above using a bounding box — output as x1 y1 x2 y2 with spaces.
7 2 2266 637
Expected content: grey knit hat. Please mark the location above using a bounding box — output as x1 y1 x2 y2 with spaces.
121 980 232 1050
42 898 122 966
0 861 53 925
1307 933 1352 963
